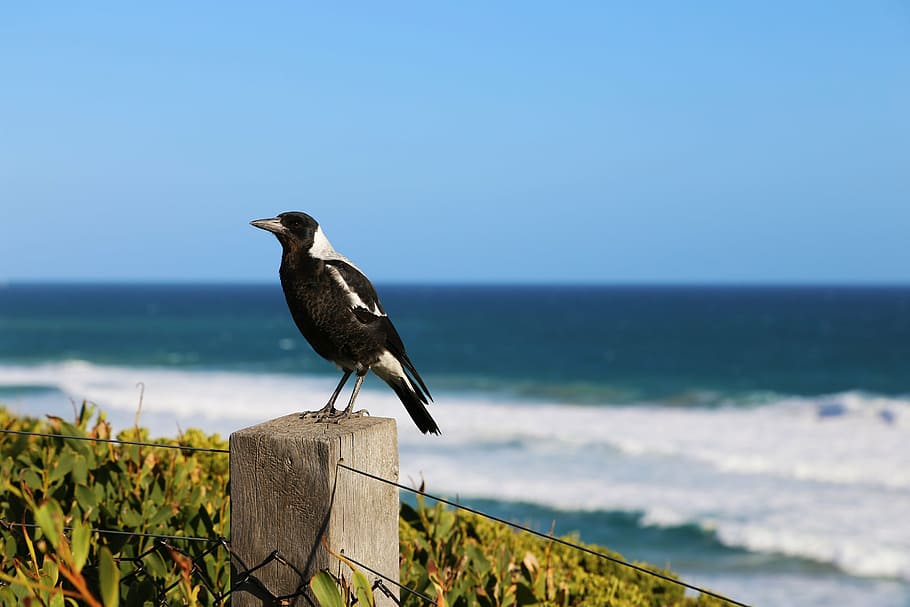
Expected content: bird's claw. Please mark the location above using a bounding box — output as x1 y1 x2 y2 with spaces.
299 408 370 424
300 404 339 421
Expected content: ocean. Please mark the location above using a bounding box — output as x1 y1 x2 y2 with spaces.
1 283 908 607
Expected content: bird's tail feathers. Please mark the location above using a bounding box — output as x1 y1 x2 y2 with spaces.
383 324 433 402
373 349 438 435
399 352 433 402
387 376 440 435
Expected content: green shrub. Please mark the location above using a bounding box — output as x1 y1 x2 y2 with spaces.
400 496 726 607
0 404 230 606
1 405 728 606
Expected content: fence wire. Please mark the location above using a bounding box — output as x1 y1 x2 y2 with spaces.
0 427 230 454
2 425 751 607
342 552 436 606
1 521 229 605
338 461 752 607
0 520 324 606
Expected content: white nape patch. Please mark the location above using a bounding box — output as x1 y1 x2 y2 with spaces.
309 226 366 274
325 264 385 317
371 350 412 388
308 225 336 258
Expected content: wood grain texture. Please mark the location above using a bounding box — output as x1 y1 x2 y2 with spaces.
230 415 399 606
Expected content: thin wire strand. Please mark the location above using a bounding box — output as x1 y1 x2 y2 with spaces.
0 428 230 454
2 425 748 605
338 462 751 607
1 519 227 544
342 553 436 606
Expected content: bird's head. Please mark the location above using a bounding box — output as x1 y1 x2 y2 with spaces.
250 212 319 249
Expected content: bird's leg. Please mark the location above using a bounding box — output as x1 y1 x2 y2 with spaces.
301 369 352 420
338 371 370 419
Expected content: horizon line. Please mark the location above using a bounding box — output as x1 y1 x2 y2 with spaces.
4 279 910 289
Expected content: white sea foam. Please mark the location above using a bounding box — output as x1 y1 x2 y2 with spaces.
1 361 909 582
0 360 338 422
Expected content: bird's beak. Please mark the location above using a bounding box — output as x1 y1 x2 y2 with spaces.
250 217 284 234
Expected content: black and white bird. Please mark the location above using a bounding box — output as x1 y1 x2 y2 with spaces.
250 211 440 435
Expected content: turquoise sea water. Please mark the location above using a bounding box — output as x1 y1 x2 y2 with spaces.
1 283 909 606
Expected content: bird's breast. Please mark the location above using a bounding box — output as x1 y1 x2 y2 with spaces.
279 265 385 367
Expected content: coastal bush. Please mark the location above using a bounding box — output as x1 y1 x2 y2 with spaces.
399 496 725 607
0 404 230 605
0 405 726 606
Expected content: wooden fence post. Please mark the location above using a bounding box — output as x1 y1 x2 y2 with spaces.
229 414 400 607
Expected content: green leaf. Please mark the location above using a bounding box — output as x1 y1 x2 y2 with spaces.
310 571 344 607
98 546 120 607
70 519 91 572
435 509 456 541
34 502 64 549
466 541 491 577
351 568 374 607
43 558 59 586
72 454 89 485
1 534 16 559
75 484 98 510
22 468 42 491
143 551 169 578
92 482 105 505
155 504 179 528
120 507 141 528
48 451 75 484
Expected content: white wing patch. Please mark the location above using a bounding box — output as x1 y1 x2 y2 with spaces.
310 226 385 317
325 264 385 317
309 226 367 275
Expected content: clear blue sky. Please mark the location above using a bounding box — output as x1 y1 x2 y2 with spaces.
2 3 908 284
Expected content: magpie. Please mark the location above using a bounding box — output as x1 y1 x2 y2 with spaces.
250 211 440 435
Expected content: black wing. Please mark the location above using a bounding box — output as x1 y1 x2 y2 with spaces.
324 259 385 319
324 259 432 401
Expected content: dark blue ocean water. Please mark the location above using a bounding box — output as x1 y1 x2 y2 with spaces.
2 283 909 607
3 283 909 401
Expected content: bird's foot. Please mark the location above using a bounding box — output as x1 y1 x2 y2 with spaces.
326 409 370 424
300 402 341 422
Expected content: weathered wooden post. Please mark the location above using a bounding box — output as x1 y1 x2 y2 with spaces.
230 415 399 607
